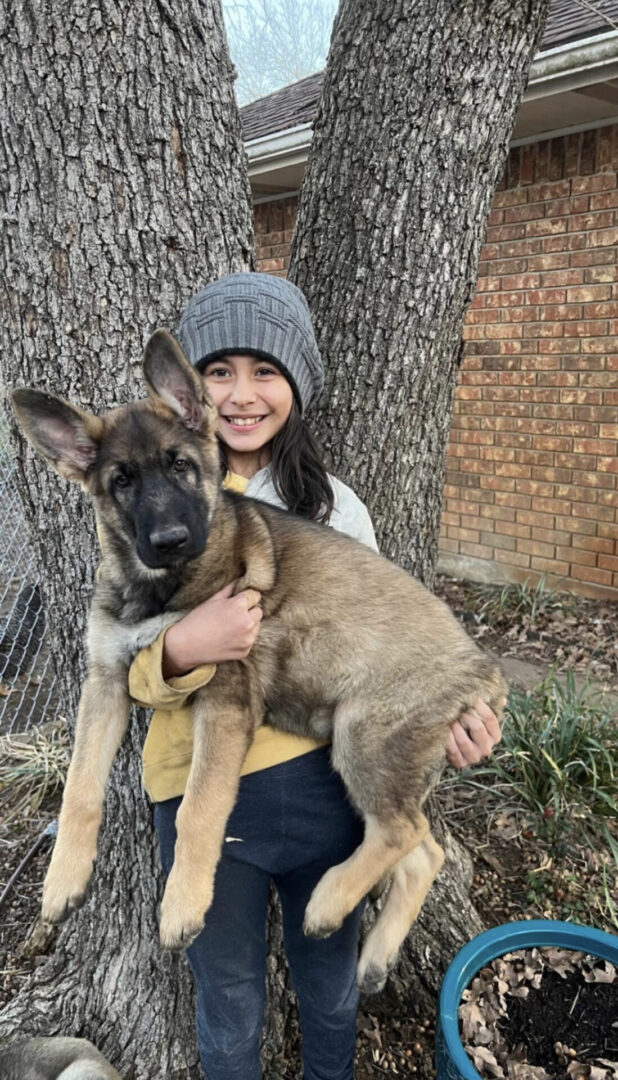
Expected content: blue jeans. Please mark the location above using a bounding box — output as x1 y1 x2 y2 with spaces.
154 747 365 1080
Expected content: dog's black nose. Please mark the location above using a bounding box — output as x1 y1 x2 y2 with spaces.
149 525 189 552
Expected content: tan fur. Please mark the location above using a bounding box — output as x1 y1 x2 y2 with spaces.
13 330 508 992
0 1036 122 1080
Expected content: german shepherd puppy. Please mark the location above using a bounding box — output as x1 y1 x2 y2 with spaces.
0 1036 122 1079
13 330 507 993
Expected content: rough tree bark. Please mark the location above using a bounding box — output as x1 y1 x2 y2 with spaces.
0 2 252 1075
0 0 552 1075
284 0 551 1024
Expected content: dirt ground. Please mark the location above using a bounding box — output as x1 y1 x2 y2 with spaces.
0 573 616 1079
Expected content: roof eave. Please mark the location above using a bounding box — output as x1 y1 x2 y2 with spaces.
245 30 618 173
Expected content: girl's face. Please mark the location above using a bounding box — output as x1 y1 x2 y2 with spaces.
202 354 294 471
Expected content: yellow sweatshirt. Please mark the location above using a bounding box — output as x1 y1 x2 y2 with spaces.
129 472 325 802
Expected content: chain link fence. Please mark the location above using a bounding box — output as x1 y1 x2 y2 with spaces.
0 418 62 735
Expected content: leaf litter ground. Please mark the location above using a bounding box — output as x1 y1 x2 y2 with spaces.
0 575 616 1079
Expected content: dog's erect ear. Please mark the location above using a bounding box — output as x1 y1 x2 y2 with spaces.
143 329 215 433
12 389 103 484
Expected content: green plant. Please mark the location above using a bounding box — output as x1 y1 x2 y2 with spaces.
472 671 618 859
472 574 578 624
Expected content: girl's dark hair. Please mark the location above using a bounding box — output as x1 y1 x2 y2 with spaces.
218 399 335 523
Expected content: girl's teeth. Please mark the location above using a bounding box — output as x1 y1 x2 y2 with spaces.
229 417 263 426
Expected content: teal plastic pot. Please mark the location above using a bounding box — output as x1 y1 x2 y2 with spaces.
435 919 618 1080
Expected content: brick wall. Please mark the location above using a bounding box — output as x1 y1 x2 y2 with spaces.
254 197 298 276
253 128 618 599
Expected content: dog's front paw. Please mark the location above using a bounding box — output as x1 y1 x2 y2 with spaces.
42 849 95 924
159 866 213 951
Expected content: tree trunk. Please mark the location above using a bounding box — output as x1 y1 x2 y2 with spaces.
285 0 550 1025
0 0 552 1075
0 1 252 1075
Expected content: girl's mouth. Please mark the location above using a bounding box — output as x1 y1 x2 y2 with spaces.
222 415 267 432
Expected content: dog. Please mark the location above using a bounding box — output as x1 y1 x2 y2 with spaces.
13 329 507 993
0 1036 122 1079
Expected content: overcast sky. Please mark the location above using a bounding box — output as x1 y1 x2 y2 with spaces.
221 0 339 105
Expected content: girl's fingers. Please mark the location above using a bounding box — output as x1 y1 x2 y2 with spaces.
237 588 262 610
469 697 503 743
445 730 466 770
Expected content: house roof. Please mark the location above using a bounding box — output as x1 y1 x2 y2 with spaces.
240 0 618 143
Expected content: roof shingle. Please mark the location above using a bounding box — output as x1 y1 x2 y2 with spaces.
240 0 618 143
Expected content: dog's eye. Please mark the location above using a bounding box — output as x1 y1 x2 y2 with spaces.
114 473 131 488
174 458 190 472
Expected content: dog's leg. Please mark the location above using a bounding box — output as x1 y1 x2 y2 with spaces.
303 811 429 940
356 834 445 994
42 665 129 924
159 689 254 951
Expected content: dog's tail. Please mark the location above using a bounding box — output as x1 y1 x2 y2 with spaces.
356 835 445 995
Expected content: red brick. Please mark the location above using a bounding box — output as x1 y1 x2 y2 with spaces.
494 549 531 568
504 204 541 223
540 304 582 321
570 249 616 266
564 319 608 336
459 542 495 560
486 224 527 243
529 254 571 272
485 291 524 308
527 322 564 338
599 554 618 571
590 189 618 210
496 492 532 509
537 339 580 353
566 285 611 302
544 233 587 253
518 538 556 558
531 556 570 575
582 301 618 317
554 515 596 535
482 531 516 551
583 266 618 283
572 173 617 194
492 189 529 208
527 180 570 202
573 534 615 554
569 210 614 232
500 273 541 290
539 269 584 286
502 307 541 323
526 218 568 237
569 565 613 586
556 546 597 567
476 276 502 292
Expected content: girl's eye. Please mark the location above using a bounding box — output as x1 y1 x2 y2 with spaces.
205 367 230 378
174 458 189 472
256 367 277 376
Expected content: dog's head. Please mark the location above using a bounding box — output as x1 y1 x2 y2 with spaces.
13 330 221 571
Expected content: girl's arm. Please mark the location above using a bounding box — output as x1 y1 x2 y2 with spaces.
128 583 262 710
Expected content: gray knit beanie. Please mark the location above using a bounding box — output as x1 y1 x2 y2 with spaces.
177 273 324 413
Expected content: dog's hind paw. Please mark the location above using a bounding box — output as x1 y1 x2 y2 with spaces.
42 883 91 925
356 961 388 995
159 869 212 951
159 913 205 952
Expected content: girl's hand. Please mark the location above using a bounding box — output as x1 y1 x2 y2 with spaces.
445 697 506 769
162 582 263 677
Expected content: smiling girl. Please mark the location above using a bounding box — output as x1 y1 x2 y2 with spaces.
129 273 502 1080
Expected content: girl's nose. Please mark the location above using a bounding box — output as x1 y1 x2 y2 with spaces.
229 375 257 405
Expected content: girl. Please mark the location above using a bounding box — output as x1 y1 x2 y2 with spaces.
129 273 502 1080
